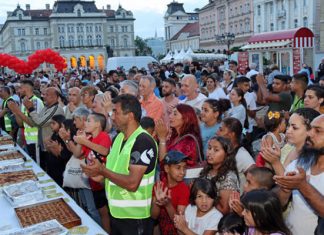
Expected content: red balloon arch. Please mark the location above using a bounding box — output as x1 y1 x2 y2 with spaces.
0 49 67 74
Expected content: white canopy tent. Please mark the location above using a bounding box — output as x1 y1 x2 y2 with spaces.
160 48 227 63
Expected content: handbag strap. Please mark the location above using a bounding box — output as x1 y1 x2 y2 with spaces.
174 134 203 163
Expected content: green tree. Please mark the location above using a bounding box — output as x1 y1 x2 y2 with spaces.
134 36 152 56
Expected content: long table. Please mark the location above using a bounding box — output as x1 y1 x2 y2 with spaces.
0 144 108 234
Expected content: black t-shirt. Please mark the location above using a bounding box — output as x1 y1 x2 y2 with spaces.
119 132 157 175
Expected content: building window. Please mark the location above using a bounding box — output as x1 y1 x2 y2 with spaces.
111 38 115 47
303 17 308 27
87 35 92 46
303 0 307 6
35 28 39 35
19 14 22 20
18 29 21 36
36 42 41 49
20 42 26 51
257 24 261 33
281 21 285 29
123 38 128 47
59 36 65 47
22 29 25 36
96 35 102 46
78 35 83 46
110 26 114 32
257 5 261 16
77 9 81 17
69 36 74 47
270 2 273 14
270 23 274 31
45 41 49 48
294 0 297 9
294 19 298 27
44 28 47 35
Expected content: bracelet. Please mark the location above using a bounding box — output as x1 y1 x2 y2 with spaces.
159 141 166 145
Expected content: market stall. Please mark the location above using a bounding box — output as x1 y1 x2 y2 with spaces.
0 135 107 235
241 27 314 75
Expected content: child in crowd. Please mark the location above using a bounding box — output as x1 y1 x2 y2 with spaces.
140 116 156 138
200 99 231 155
241 190 291 235
73 112 112 233
174 178 223 235
45 114 71 186
256 111 286 167
199 136 240 214
218 212 246 235
151 150 190 235
229 167 275 216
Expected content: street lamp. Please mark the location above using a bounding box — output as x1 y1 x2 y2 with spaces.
216 33 235 55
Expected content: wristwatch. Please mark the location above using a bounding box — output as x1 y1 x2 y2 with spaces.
65 139 70 144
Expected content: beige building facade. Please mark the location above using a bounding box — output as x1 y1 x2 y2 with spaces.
0 0 135 70
199 0 254 52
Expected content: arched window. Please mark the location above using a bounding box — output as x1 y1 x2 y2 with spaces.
303 17 308 27
123 38 128 47
59 36 65 48
78 35 83 46
87 35 92 46
96 35 102 46
69 36 74 47
77 9 81 17
20 41 26 51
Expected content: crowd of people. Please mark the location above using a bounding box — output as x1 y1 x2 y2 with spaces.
0 58 324 235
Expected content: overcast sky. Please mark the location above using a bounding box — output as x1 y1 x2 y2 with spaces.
0 0 208 38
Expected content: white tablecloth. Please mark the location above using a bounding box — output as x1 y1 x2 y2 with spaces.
0 144 108 235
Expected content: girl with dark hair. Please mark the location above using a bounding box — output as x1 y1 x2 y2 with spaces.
217 118 255 193
156 104 204 177
256 111 286 167
199 136 240 214
200 99 231 154
218 213 246 235
241 190 291 235
45 115 72 186
228 87 249 129
174 178 223 235
206 74 227 100
260 108 320 174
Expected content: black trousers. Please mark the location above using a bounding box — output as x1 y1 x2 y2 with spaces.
110 216 153 235
26 144 36 161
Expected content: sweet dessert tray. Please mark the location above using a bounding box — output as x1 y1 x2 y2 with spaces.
0 170 37 187
2 219 68 235
14 198 82 229
3 180 44 207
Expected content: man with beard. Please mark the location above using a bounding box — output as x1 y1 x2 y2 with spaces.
161 78 179 126
274 114 324 235
256 74 292 112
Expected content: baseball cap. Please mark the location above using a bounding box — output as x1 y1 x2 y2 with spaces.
163 150 189 165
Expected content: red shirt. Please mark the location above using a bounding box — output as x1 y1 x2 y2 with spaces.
82 131 112 191
153 178 190 235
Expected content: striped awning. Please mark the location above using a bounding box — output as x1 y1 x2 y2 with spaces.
241 27 314 50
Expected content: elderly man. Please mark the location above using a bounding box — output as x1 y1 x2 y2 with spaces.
180 74 207 111
80 86 98 110
139 75 164 122
274 114 324 235
246 63 258 79
64 87 83 119
9 87 63 169
119 80 139 97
